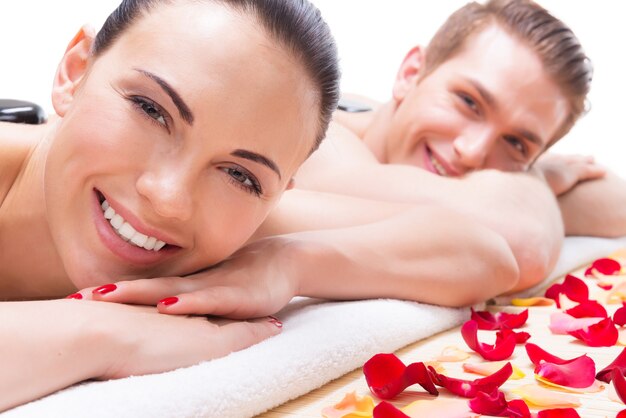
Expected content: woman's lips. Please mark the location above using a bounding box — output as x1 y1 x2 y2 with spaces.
92 189 178 266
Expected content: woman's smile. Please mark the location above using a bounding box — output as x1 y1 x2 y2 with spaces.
92 189 180 266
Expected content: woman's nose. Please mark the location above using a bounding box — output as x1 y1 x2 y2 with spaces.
136 168 193 222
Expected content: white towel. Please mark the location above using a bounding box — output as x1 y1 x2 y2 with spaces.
4 236 626 418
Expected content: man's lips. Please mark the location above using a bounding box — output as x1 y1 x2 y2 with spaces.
425 146 461 177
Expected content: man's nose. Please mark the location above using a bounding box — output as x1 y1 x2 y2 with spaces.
136 166 194 222
452 129 495 170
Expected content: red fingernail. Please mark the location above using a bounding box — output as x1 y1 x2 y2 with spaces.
269 316 283 328
159 296 179 306
66 293 83 300
93 284 117 295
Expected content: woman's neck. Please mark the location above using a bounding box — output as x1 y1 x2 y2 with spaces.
0 121 73 299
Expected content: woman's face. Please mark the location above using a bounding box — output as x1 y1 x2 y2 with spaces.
44 2 318 289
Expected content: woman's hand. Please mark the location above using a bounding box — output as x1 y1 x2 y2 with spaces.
0 299 281 412
76 237 300 319
534 153 606 196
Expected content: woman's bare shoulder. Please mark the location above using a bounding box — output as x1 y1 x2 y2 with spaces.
0 122 40 206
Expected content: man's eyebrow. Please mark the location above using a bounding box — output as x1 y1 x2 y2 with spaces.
232 149 282 180
465 77 545 147
465 77 497 109
513 128 543 147
134 68 194 125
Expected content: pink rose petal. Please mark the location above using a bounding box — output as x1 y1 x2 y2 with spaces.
549 312 603 335
568 317 619 347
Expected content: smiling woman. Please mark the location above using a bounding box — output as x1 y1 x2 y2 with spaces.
0 0 339 411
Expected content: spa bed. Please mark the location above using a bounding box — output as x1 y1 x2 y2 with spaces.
4 236 626 418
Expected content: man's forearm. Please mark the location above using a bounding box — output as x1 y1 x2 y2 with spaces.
277 206 519 307
559 172 626 237
293 164 564 287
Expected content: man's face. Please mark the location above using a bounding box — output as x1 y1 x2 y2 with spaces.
385 24 569 176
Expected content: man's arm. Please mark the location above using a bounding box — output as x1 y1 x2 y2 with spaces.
558 171 626 237
295 159 564 289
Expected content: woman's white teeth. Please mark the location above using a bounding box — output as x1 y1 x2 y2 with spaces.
100 199 167 251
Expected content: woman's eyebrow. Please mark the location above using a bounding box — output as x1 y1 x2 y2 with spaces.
231 149 282 180
133 68 195 125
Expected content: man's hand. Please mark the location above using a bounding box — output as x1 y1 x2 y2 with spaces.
534 153 606 196
76 237 299 319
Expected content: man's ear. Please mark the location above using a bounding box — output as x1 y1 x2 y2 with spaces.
51 25 96 116
392 46 425 103
285 178 295 191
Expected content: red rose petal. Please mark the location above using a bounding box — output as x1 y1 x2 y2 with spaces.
461 320 516 361
614 368 626 405
536 408 582 418
468 390 530 417
363 353 438 399
619 410 626 418
429 362 512 398
568 317 619 347
596 347 626 383
470 308 529 330
565 300 608 319
592 258 622 275
526 343 568 365
545 275 589 308
598 282 614 290
496 328 531 345
615 303 626 327
505 399 531 418
372 401 410 418
468 390 508 416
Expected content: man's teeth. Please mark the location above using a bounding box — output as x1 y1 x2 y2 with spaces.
429 152 448 176
101 200 166 251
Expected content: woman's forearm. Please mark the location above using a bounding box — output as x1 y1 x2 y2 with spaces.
0 300 105 411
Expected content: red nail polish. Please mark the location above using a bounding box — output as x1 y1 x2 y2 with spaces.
159 296 179 306
93 284 117 295
269 316 283 328
66 293 83 300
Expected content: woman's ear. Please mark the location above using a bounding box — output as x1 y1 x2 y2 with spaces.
285 178 295 191
392 46 425 103
51 25 96 116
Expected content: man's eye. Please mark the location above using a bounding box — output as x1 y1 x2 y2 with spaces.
504 135 527 156
458 93 480 114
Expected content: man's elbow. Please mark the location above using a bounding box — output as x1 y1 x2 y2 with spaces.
442 231 520 308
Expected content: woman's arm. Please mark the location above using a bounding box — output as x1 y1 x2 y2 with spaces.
0 299 280 412
81 203 519 317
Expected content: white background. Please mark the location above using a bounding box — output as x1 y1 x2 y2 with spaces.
1 1 624 176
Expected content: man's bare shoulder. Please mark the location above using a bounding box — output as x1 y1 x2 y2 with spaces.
333 93 381 139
